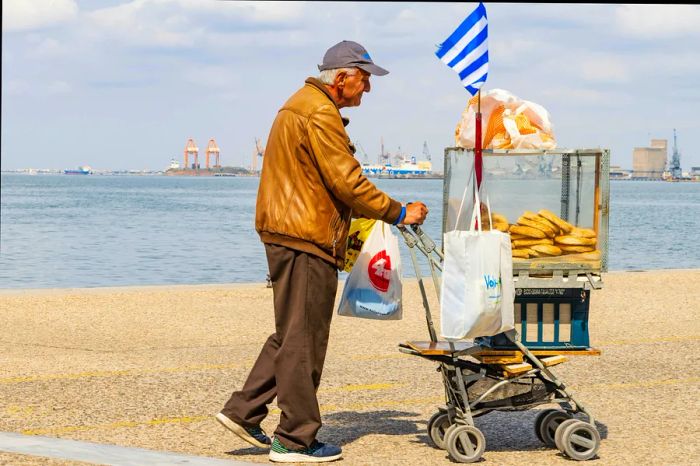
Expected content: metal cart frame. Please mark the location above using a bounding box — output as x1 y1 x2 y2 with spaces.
396 224 602 463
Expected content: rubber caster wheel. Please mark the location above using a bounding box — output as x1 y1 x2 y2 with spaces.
536 410 572 447
555 418 580 452
445 424 486 463
558 421 601 461
427 412 451 450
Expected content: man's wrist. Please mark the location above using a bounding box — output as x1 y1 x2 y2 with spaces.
393 205 407 225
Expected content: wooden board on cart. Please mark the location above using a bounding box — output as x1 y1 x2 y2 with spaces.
402 341 600 364
474 348 601 364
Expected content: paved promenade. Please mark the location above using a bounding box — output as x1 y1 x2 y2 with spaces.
1 270 699 465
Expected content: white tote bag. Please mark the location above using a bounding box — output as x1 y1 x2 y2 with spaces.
338 221 403 320
440 182 515 339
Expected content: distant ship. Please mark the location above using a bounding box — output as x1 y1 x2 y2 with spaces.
362 156 433 177
64 166 92 175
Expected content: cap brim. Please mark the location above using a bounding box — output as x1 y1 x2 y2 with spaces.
357 63 389 76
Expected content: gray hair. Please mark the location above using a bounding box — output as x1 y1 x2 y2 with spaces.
317 67 358 85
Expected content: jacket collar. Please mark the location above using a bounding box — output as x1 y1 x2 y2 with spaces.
305 77 350 127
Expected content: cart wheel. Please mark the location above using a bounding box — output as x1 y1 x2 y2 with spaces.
554 419 580 452
445 425 486 463
559 421 601 461
536 410 572 448
427 412 451 450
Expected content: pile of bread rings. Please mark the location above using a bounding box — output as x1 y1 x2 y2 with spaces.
486 209 600 260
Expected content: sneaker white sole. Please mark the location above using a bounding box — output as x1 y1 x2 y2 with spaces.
215 413 270 449
269 451 342 463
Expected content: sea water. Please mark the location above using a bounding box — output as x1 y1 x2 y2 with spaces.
1 174 698 289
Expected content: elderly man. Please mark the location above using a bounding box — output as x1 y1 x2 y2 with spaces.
216 40 428 463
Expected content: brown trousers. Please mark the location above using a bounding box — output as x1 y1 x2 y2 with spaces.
221 243 338 450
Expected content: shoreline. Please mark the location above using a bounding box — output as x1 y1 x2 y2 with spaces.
0 267 698 295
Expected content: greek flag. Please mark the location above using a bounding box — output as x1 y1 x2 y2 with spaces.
435 2 488 95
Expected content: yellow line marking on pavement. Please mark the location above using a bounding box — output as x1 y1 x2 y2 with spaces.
321 383 398 393
598 335 700 346
22 416 212 436
6 335 697 385
349 353 406 361
0 361 253 384
580 377 700 391
20 396 441 437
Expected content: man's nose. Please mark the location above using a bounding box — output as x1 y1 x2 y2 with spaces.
364 81 371 93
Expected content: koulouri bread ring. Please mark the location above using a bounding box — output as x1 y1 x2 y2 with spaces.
569 227 597 238
555 235 597 246
513 238 553 247
491 213 509 224
558 245 596 253
531 244 563 256
538 209 574 233
509 225 547 239
517 217 556 237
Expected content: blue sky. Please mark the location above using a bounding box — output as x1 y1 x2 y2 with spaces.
2 1 699 171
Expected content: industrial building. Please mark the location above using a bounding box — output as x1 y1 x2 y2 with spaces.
632 139 666 180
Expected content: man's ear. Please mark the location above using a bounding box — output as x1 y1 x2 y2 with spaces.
335 71 347 87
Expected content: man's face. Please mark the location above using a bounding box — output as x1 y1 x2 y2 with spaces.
339 69 371 107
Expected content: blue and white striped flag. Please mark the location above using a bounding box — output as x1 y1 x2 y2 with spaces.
435 2 488 95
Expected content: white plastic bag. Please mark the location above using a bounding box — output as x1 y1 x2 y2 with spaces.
338 221 403 320
455 88 556 150
440 181 515 339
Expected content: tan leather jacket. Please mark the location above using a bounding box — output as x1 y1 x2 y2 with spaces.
256 78 402 268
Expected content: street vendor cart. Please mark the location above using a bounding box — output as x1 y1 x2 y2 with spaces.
398 148 609 462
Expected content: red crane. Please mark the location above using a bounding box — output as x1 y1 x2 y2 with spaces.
206 138 220 169
184 138 199 170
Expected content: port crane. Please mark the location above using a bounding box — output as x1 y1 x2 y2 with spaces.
422 141 431 161
355 142 370 164
184 138 199 170
205 138 220 169
252 137 265 172
670 129 682 179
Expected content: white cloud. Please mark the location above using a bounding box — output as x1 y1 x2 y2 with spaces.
86 1 195 48
47 80 72 95
27 37 66 58
5 79 30 96
615 5 700 39
579 55 629 83
2 0 78 32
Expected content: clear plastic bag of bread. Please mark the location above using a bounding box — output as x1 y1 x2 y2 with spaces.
455 88 557 150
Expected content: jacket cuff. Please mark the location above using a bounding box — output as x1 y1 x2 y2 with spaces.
382 199 403 225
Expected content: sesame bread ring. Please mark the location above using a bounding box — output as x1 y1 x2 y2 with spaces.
555 235 597 246
569 227 597 238
510 225 547 239
517 217 557 237
522 210 540 220
538 209 574 233
513 238 554 248
509 233 528 240
533 215 560 234
531 244 562 256
492 222 509 232
558 245 596 253
512 249 530 259
491 213 509 225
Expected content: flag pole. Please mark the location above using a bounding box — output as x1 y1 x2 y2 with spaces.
473 89 483 230
475 89 483 190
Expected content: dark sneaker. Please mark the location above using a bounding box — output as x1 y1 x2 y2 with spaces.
269 437 342 463
215 412 271 449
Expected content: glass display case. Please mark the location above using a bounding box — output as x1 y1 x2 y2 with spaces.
443 148 610 276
